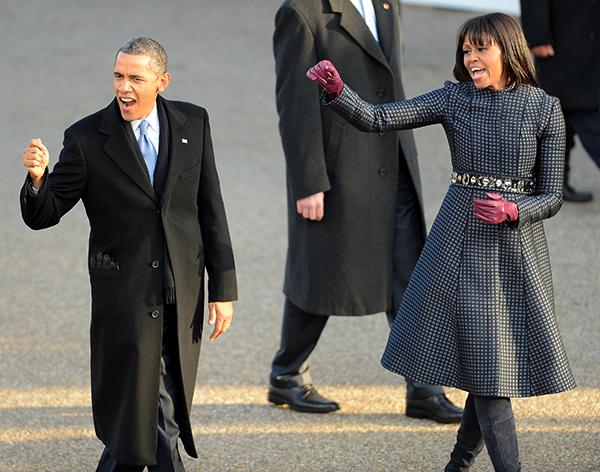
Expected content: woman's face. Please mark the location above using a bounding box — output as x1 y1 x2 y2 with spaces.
462 37 508 90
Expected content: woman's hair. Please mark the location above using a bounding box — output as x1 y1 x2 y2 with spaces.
453 12 538 89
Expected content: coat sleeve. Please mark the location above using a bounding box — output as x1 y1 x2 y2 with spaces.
274 3 331 201
20 127 87 230
323 82 449 133
520 0 554 47
197 110 238 302
515 97 565 228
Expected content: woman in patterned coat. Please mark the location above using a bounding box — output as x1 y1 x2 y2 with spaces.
307 12 575 472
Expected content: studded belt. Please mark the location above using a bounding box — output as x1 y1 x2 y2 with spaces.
451 171 535 194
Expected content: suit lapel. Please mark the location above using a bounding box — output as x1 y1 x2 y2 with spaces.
159 96 189 207
99 100 158 203
328 0 390 71
372 0 395 64
99 97 191 206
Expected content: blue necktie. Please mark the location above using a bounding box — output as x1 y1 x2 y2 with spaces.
137 120 157 186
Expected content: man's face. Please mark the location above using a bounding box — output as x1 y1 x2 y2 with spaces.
113 52 171 121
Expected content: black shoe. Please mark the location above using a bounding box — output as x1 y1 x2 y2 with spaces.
563 184 593 202
268 384 340 413
406 393 463 424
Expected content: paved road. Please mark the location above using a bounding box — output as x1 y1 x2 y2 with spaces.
1 2 598 471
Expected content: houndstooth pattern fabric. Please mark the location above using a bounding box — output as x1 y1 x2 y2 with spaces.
326 81 576 397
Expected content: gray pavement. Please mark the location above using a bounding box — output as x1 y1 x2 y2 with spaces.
1 1 599 471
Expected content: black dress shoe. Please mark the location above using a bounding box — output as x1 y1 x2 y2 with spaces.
406 393 463 424
268 384 340 413
563 184 593 202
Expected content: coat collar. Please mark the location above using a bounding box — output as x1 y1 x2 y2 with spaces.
327 0 391 72
99 95 189 206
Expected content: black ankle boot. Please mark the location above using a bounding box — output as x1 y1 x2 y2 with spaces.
444 441 485 471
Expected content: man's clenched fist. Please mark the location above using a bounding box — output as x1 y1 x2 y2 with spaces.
296 191 325 221
23 138 49 188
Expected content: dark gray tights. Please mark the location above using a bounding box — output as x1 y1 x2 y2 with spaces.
445 394 521 472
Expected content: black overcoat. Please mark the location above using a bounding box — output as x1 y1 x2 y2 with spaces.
20 96 237 465
275 0 425 316
521 0 600 111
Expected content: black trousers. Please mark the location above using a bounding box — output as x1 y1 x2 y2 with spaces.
96 304 185 472
564 110 600 183
271 185 442 399
445 394 520 472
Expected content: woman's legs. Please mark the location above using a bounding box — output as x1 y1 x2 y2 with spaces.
445 394 521 472
473 395 521 472
445 394 485 471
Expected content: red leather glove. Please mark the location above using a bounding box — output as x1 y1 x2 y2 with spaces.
472 193 519 224
306 60 344 99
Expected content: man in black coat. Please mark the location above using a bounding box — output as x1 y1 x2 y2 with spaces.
268 0 462 423
521 0 600 202
20 37 237 471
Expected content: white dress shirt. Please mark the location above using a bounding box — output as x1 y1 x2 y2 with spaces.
131 103 160 156
348 0 379 42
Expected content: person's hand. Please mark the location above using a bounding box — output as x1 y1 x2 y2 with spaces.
208 301 233 341
473 193 519 224
296 192 325 221
23 138 49 188
306 60 344 99
530 44 555 58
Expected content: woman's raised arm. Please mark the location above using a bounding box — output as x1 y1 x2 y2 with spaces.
307 60 449 133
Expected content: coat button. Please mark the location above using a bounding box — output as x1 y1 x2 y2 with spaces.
152 260 160 269
378 168 388 176
377 88 386 97
151 310 160 318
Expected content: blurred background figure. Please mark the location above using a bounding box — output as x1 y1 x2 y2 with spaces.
521 0 600 202
268 0 462 423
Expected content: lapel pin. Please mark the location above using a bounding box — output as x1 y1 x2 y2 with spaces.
383 2 391 10
182 138 188 144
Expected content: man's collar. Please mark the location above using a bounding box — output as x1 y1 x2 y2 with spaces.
130 102 159 133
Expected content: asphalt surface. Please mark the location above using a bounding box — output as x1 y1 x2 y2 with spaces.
1 1 599 471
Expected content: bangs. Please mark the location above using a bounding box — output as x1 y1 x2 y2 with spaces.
460 17 499 48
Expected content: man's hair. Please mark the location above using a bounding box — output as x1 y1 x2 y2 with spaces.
453 12 538 90
116 37 168 75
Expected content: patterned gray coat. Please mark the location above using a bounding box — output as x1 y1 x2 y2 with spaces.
326 81 576 397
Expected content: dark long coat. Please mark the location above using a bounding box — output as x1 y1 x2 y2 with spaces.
274 0 425 316
520 0 600 111
20 96 237 465
328 82 576 397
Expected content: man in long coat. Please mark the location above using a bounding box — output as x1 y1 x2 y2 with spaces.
521 0 600 202
268 0 462 423
20 37 237 470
